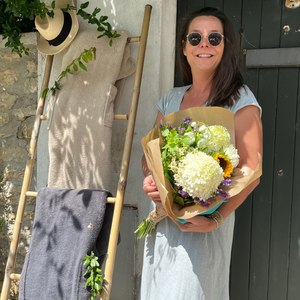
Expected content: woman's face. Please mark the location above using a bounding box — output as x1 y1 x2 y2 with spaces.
183 16 224 75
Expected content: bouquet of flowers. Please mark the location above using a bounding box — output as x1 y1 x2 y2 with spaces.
135 107 262 239
159 117 239 210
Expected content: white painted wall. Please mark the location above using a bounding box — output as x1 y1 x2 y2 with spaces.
37 0 176 298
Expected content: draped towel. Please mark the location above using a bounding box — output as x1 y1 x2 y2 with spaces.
47 29 135 190
19 187 114 300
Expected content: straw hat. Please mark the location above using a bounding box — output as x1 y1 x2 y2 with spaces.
35 0 79 55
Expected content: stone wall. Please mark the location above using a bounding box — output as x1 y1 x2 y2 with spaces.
0 32 38 298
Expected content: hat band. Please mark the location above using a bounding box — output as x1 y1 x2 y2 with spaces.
46 11 72 47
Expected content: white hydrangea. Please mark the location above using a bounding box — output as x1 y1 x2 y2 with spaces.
174 151 224 201
207 125 230 152
224 144 240 168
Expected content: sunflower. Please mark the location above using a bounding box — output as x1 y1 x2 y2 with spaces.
213 153 233 178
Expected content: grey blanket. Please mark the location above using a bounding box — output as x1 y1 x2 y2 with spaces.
19 187 114 300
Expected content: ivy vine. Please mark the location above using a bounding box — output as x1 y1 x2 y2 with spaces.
83 251 103 299
1 0 120 57
77 2 120 46
42 47 96 98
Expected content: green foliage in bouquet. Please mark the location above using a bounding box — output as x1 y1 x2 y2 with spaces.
160 126 190 184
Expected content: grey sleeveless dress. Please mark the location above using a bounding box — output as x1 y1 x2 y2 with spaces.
140 85 261 300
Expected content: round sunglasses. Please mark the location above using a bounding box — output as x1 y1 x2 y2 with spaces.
186 32 224 47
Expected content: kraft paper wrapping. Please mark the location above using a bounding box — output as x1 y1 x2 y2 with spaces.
141 107 262 221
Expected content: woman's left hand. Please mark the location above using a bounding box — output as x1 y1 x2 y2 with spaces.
170 215 217 233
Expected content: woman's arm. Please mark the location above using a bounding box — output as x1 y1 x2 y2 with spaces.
172 105 263 232
218 105 263 218
142 111 164 176
142 111 164 204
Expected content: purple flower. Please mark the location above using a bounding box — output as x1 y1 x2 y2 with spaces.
183 117 192 124
221 178 232 186
159 121 171 128
178 189 189 198
194 197 217 207
216 188 230 199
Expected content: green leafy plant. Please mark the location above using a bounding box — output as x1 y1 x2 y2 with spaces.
1 0 120 57
82 222 102 299
1 0 58 57
77 2 120 47
83 251 103 299
42 46 96 97
0 0 35 34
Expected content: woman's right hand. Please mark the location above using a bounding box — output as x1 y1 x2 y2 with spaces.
143 175 162 205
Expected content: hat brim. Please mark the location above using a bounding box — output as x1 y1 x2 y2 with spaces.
37 7 79 55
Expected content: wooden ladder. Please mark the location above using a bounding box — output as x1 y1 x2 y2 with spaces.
0 5 152 300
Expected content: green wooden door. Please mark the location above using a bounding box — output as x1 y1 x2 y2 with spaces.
176 1 300 299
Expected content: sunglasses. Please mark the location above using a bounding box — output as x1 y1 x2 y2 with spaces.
186 32 224 47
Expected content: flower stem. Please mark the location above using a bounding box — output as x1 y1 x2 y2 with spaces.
135 218 156 239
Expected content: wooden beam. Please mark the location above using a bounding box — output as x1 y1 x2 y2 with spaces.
245 47 300 68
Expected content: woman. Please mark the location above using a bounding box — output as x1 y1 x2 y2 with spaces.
140 7 262 300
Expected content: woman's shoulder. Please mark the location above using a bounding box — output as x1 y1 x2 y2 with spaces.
228 85 262 117
162 85 191 100
156 85 191 115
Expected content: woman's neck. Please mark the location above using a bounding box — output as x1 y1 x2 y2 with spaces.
189 80 212 97
190 70 214 95
181 84 211 110
180 70 215 110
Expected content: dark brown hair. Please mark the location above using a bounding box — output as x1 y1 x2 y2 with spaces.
178 7 244 107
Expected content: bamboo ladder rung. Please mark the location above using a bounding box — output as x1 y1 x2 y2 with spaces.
25 191 37 197
114 114 129 120
10 274 21 281
40 114 129 120
25 191 116 203
127 36 141 43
